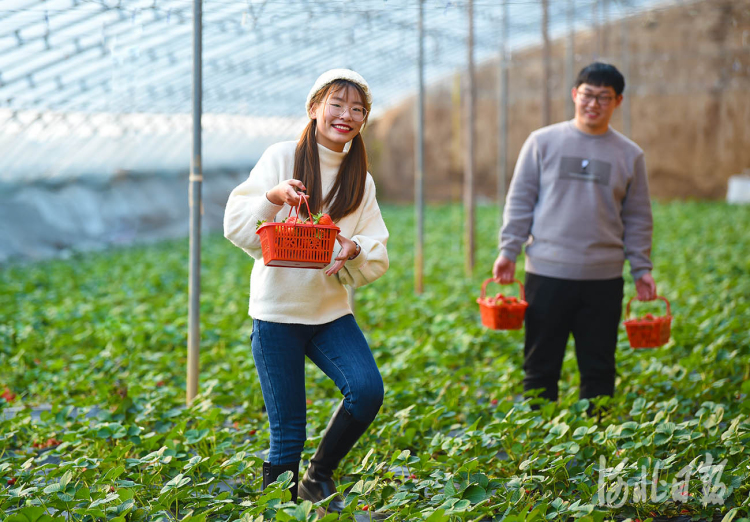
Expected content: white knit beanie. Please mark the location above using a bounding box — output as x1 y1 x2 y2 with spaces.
305 69 372 117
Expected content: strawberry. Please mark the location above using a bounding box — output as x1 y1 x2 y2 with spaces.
255 219 266 230
313 212 333 226
1 388 16 403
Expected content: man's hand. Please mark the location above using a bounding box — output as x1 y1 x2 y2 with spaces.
635 272 657 301
326 234 358 276
492 254 516 284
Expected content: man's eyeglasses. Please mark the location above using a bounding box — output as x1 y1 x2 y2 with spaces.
326 101 367 122
576 89 615 106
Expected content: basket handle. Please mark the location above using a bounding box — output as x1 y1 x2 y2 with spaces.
481 278 525 301
625 295 671 318
285 191 314 226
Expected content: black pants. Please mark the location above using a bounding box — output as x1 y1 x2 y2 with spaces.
523 272 624 402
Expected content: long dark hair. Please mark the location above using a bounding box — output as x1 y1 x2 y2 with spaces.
293 80 370 221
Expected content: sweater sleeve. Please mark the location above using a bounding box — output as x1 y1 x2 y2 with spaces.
223 146 285 259
499 135 540 261
336 176 390 289
622 153 653 280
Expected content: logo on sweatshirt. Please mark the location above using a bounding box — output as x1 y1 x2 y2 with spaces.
559 156 611 185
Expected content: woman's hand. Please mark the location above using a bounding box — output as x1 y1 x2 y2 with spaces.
266 179 307 206
326 234 359 276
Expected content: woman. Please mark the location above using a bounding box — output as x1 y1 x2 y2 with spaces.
223 69 389 513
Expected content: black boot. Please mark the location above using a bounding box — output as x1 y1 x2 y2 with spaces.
299 402 371 514
262 461 299 502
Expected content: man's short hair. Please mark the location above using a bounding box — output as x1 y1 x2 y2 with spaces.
575 62 625 96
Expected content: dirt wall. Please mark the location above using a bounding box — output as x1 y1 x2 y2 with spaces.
364 0 750 202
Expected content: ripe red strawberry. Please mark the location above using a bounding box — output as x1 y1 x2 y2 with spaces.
1 388 16 403
314 212 333 226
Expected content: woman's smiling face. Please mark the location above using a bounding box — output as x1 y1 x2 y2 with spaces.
309 83 366 152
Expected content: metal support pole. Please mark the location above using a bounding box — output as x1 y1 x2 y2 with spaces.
498 0 509 216
464 0 475 276
187 0 202 406
542 0 551 127
415 0 425 294
620 4 631 137
566 0 576 120
593 0 601 60
602 0 610 58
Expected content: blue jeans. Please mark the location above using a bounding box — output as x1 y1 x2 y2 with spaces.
251 314 384 466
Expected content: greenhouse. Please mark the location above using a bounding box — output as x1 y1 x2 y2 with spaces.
1 0 749 520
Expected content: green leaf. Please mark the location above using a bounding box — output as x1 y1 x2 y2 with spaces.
104 465 125 481
184 428 210 444
90 492 120 508
159 473 191 494
462 484 486 504
4 506 50 522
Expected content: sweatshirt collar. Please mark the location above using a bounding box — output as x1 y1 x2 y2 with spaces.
568 119 613 139
317 143 347 171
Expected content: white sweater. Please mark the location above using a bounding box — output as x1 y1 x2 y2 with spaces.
224 141 390 325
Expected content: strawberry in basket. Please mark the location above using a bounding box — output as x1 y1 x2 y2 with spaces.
477 279 529 330
255 196 340 269
623 297 672 349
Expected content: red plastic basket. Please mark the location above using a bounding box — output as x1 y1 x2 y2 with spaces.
623 296 672 349
255 196 340 269
477 278 529 330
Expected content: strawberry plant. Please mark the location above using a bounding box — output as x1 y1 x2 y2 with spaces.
0 201 748 520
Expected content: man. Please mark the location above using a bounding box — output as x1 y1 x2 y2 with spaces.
493 62 656 409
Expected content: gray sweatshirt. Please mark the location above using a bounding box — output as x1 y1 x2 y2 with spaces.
499 120 653 281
